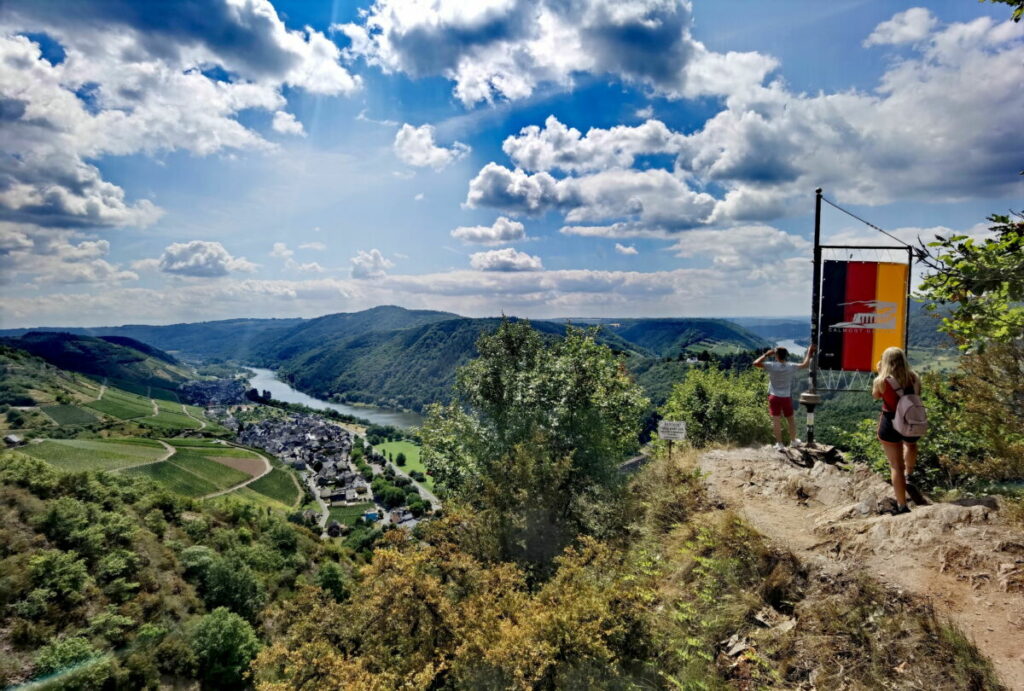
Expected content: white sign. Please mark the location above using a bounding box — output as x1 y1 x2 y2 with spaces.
658 420 687 441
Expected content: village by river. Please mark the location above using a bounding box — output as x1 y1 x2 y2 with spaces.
245 367 424 429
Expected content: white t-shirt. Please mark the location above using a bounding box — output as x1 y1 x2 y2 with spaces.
762 361 800 398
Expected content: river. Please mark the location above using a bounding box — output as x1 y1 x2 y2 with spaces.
245 367 424 429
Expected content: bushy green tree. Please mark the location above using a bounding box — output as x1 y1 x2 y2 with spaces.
421 320 648 566
34 636 111 689
659 366 771 448
189 608 260 689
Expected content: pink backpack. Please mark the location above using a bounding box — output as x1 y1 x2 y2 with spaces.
887 376 928 438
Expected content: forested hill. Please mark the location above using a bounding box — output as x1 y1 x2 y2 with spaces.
0 332 191 389
564 318 768 357
276 317 650 412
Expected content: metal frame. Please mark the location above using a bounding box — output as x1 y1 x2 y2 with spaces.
803 188 916 440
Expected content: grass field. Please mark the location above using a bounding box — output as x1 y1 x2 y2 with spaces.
329 502 376 526
164 438 228 448
40 405 99 426
22 438 165 472
125 461 218 497
170 449 250 487
247 468 301 507
375 440 433 490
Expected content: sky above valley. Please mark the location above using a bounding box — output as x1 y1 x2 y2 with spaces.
1 0 1021 327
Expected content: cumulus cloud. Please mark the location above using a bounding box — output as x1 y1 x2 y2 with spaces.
337 0 775 106
467 13 1024 235
467 163 716 230
451 216 526 245
272 111 306 136
668 225 809 269
270 242 294 259
157 240 257 277
393 124 470 170
299 241 326 251
0 223 138 284
503 116 684 173
350 248 393 279
469 248 543 272
271 241 326 272
614 243 638 255
0 0 357 229
864 7 938 46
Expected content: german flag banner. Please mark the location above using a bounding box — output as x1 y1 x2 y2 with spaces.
818 260 909 373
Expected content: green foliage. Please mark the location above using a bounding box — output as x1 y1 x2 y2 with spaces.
248 468 301 506
189 608 260 689
984 0 1023 22
660 366 772 448
918 213 1024 347
421 320 648 566
34 636 111 688
40 405 98 426
315 561 350 602
21 438 164 472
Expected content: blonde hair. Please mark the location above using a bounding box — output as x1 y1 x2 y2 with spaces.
872 347 918 397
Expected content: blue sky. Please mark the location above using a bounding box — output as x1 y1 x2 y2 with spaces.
1 0 1021 326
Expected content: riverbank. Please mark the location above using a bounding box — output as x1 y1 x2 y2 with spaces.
245 367 424 429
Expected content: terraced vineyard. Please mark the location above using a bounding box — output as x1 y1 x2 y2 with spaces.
169 449 250 488
39 404 98 426
247 467 301 507
21 438 166 472
84 388 153 420
126 460 219 497
139 408 202 431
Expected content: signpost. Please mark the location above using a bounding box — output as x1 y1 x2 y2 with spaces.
658 420 686 464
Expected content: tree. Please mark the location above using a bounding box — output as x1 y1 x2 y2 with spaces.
918 212 1023 348
315 561 350 602
189 608 260 690
396 452 407 466
34 636 111 689
420 320 647 567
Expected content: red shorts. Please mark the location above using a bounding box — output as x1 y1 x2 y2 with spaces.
768 395 794 417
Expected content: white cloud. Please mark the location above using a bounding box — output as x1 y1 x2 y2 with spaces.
451 216 526 245
467 13 1024 235
157 240 257 277
337 0 775 106
414 193 425 201
635 106 654 119
298 241 326 251
864 7 938 46
668 225 809 269
393 124 471 170
466 163 716 230
350 248 394 279
469 248 543 272
0 0 358 229
270 242 294 259
272 111 306 136
503 115 685 173
0 223 138 284
614 243 638 255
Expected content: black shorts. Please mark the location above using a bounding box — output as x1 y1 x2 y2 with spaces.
878 412 920 444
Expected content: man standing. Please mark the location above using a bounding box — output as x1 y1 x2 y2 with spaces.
754 345 815 450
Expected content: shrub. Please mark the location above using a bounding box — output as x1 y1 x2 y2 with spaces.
660 366 771 448
189 608 259 689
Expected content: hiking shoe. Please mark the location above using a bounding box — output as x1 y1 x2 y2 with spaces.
895 504 911 515
877 497 900 515
774 442 785 451
906 483 929 506
790 439 802 448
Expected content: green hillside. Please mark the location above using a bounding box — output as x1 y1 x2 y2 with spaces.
600 318 768 357
276 317 650 413
0 332 190 390
258 305 458 361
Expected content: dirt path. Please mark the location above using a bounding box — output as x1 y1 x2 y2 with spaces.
698 447 1024 689
97 377 107 401
200 447 272 499
179 403 207 430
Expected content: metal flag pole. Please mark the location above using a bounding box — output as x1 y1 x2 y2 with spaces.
799 188 823 446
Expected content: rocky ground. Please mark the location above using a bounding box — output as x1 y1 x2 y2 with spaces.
698 447 1024 689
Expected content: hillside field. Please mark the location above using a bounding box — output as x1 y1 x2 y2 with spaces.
39 404 98 426
20 438 166 472
247 467 301 507
374 440 432 490
329 502 376 526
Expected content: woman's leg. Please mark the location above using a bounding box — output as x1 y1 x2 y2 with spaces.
904 442 918 477
881 440 907 506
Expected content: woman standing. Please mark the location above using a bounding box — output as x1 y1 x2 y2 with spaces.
872 347 926 514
